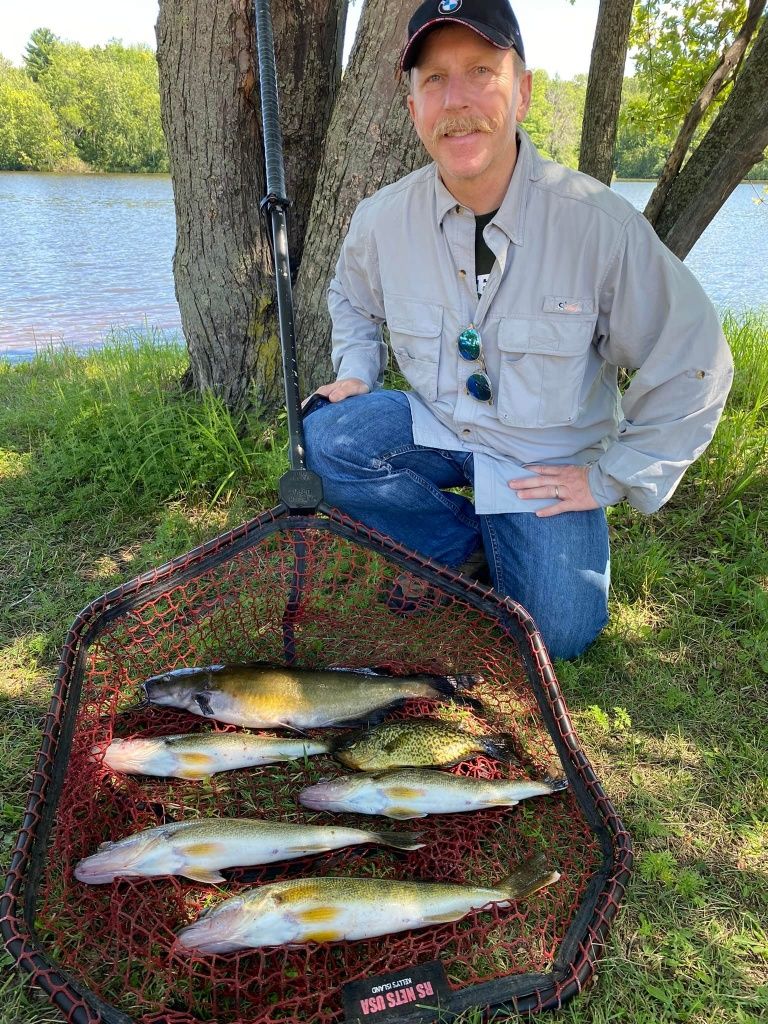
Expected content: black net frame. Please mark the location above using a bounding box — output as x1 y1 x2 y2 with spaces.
1 503 632 1023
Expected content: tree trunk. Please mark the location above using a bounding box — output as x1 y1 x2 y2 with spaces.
645 0 766 226
578 0 635 184
156 0 344 412
652 14 768 259
273 0 347 271
294 0 428 395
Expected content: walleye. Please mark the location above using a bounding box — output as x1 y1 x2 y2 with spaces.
142 665 480 730
300 768 568 818
332 718 519 771
96 732 330 780
74 819 424 885
175 853 560 952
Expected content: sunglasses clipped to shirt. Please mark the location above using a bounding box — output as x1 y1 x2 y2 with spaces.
458 324 493 403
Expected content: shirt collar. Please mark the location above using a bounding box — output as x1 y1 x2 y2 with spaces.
434 126 545 245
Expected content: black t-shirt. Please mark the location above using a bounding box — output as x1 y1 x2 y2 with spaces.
475 209 498 297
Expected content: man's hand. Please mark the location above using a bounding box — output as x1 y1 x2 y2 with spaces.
304 378 370 405
508 464 599 518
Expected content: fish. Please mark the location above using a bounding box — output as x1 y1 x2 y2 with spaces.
331 718 519 771
95 732 331 780
175 852 560 952
142 664 481 730
299 768 568 819
73 818 424 885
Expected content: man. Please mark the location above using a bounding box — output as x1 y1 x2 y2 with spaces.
303 0 733 659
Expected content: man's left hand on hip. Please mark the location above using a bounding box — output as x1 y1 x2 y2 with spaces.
509 464 599 517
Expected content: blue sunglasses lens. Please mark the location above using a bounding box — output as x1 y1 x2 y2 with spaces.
457 326 482 361
466 372 493 403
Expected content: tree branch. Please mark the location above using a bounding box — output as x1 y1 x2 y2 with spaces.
644 0 766 226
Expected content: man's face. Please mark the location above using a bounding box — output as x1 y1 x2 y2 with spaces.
407 24 532 199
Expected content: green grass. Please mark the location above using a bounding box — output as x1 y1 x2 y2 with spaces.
1 315 767 1023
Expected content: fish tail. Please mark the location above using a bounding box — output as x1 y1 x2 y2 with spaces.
481 733 521 763
427 673 485 713
500 852 561 901
544 776 569 793
371 830 425 851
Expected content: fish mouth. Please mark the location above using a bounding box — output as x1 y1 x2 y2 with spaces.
298 785 337 811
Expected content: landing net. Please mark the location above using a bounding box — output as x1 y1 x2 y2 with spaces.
1 508 632 1023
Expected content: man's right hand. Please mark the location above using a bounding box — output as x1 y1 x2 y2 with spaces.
305 379 370 405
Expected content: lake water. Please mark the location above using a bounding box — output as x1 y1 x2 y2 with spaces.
1 172 766 363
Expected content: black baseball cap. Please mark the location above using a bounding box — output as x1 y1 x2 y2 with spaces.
400 0 526 72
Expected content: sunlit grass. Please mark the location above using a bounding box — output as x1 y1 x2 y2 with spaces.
1 314 766 1022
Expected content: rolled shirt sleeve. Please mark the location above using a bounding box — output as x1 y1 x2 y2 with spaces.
589 212 734 513
328 202 386 392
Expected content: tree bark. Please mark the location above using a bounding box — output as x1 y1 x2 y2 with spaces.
653 14 768 259
294 0 428 395
644 0 766 226
578 0 635 184
156 0 344 412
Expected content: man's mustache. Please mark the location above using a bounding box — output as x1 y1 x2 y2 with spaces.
431 116 497 144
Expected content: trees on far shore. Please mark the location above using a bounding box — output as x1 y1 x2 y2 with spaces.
0 31 167 173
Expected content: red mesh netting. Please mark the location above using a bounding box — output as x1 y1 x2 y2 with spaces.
4 513 630 1023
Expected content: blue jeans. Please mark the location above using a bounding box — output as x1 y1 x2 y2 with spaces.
304 390 609 660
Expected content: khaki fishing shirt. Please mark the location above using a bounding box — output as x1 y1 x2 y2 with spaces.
328 127 734 514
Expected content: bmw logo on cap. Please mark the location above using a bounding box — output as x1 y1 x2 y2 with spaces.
438 0 462 12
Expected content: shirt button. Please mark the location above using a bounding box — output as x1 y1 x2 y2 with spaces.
455 205 461 213
462 429 471 435
696 370 706 379
459 269 466 278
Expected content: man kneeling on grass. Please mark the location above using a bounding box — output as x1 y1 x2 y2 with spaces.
303 0 733 659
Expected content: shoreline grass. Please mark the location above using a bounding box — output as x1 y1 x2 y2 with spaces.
1 315 766 1023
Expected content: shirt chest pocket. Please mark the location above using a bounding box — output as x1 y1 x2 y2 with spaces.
496 316 596 428
386 299 443 402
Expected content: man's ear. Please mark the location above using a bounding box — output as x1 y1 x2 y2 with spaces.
407 92 416 124
516 69 533 123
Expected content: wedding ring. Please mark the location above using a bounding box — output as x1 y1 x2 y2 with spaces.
555 485 560 499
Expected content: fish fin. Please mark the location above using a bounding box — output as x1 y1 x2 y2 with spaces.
297 906 341 924
181 753 216 766
386 808 426 820
420 673 485 713
500 853 561 901
386 786 426 800
177 769 211 780
423 910 463 924
183 842 228 858
328 733 357 754
371 831 425 851
544 776 569 793
183 867 226 884
303 930 343 943
194 691 215 717
481 733 521 763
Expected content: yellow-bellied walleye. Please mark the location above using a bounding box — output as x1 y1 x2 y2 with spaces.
74 819 424 885
175 853 560 952
142 665 481 730
97 732 330 779
300 768 568 818
331 718 519 771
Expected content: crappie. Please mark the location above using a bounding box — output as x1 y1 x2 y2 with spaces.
332 718 519 771
143 665 480 730
96 732 330 780
74 818 424 885
300 768 568 818
175 853 559 952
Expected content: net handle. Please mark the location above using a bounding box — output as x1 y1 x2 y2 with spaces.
253 0 322 509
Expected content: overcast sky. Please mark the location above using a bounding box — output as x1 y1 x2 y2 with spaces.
0 0 611 79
